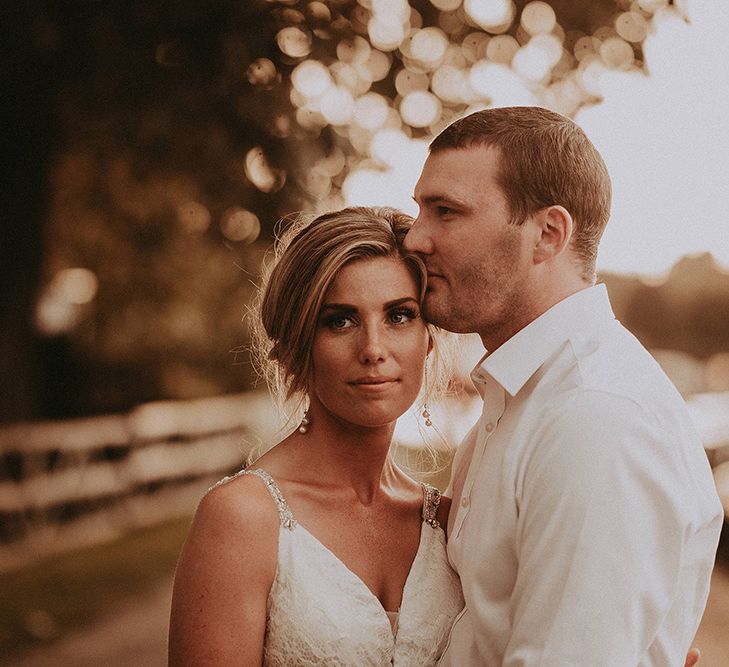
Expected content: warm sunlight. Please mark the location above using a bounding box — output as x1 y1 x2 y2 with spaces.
343 1 729 278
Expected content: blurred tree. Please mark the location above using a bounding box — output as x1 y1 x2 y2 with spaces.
4 0 717 423
3 0 302 419
604 254 729 359
1 2 64 422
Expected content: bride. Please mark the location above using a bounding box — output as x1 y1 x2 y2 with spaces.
168 206 464 665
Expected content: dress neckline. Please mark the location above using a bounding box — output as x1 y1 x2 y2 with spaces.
243 466 442 627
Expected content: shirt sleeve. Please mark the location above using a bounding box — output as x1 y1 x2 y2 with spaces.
504 389 693 666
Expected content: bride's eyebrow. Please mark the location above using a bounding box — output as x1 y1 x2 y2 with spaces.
320 303 356 312
384 297 419 308
320 297 419 312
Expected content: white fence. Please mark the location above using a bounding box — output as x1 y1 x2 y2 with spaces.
0 392 278 572
1 390 728 573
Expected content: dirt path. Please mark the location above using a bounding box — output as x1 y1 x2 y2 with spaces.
8 576 173 667
9 563 729 666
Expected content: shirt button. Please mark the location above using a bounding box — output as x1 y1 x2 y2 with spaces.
461 497 470 508
485 422 494 432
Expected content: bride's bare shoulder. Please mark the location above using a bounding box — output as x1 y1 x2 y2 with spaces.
173 470 280 597
197 469 281 537
170 470 279 663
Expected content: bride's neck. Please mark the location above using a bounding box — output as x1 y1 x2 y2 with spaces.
294 406 399 503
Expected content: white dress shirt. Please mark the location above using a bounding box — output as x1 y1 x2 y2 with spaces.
439 284 723 666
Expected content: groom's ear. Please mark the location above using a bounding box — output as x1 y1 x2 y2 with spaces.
531 205 573 265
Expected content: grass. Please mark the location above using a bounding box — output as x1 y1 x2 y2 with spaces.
0 517 192 660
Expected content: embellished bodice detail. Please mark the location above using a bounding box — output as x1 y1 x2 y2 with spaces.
217 467 464 666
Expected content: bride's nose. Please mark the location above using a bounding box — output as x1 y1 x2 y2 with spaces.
358 325 386 364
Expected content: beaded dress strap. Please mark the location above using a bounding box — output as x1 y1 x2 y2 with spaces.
422 483 441 529
245 468 298 530
209 467 297 530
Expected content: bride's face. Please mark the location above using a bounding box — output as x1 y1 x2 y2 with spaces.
310 255 430 429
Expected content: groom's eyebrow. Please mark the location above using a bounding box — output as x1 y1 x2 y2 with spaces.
412 193 469 208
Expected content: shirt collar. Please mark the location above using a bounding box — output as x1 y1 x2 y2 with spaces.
472 284 615 397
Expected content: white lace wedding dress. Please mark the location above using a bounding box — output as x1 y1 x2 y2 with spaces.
217 467 464 666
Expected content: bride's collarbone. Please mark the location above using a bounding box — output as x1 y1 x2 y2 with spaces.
289 494 424 599
288 485 423 535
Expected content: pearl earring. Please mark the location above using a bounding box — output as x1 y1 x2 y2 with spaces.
298 411 310 434
423 363 433 427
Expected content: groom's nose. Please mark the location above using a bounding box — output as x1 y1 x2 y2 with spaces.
404 216 433 255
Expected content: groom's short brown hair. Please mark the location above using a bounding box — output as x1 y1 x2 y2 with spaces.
430 106 612 281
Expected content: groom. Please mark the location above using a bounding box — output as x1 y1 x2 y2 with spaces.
405 106 723 665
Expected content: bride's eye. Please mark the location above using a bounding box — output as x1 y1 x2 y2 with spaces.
388 307 418 325
322 314 355 330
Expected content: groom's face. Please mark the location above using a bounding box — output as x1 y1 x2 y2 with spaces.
406 145 535 347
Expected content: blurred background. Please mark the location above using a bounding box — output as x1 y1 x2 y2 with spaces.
2 0 728 664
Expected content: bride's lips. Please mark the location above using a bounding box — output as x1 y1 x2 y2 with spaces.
349 376 399 392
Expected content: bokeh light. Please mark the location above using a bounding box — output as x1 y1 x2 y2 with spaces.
35 268 99 336
599 36 634 69
315 148 346 177
410 27 449 69
486 34 520 64
431 65 471 104
353 92 390 129
400 90 442 127
638 0 669 12
395 68 429 94
306 1 331 22
461 32 490 62
360 48 392 81
55 268 98 305
319 86 355 125
512 34 562 81
431 0 462 10
244 147 286 193
469 60 534 105
276 26 313 58
368 16 406 51
520 1 556 36
464 0 515 32
177 201 211 234
291 60 332 97
615 11 649 44
219 208 261 244
246 58 279 87
337 35 371 64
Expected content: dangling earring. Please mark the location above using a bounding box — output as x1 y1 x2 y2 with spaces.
298 410 310 434
422 362 433 427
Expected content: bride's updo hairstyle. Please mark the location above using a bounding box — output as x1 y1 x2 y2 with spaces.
250 206 447 419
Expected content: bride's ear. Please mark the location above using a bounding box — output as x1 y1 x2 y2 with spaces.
427 333 434 354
